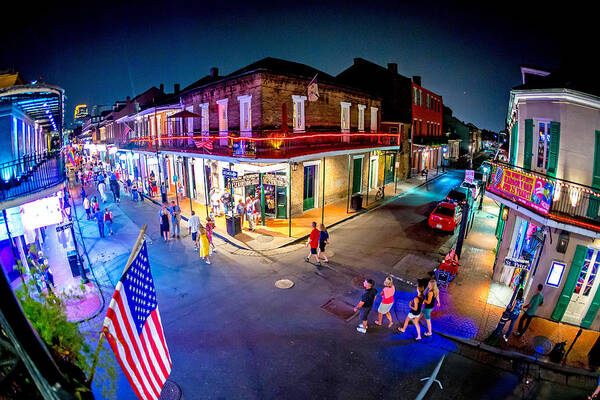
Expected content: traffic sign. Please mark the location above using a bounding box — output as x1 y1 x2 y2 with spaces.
56 222 73 232
222 169 238 178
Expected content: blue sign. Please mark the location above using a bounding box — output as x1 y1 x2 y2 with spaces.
222 169 238 178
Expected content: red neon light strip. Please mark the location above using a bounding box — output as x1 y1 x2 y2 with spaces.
130 132 400 143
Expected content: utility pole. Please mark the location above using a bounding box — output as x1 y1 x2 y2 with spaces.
455 199 470 259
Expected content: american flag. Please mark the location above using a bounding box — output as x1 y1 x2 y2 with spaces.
103 241 171 400
194 139 213 151
123 124 132 140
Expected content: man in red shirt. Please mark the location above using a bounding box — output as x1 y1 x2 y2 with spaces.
305 221 321 265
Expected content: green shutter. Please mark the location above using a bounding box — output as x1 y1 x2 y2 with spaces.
592 131 600 189
551 245 588 321
523 119 533 170
495 205 506 238
352 158 362 194
510 122 518 166
582 266 600 328
547 121 561 178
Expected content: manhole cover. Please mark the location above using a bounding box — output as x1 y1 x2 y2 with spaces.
257 234 274 243
275 279 294 289
352 276 366 289
321 297 358 321
159 380 182 400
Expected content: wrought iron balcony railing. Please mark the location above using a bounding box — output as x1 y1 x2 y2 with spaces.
124 129 403 159
486 162 600 232
0 151 65 202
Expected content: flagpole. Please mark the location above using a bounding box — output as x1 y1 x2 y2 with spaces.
87 224 148 384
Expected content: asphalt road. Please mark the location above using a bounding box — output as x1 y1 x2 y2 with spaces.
84 170 589 399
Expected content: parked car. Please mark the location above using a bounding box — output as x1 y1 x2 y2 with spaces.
429 201 462 232
460 180 481 199
446 186 469 204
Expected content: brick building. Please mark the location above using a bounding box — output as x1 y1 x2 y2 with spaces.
111 57 404 237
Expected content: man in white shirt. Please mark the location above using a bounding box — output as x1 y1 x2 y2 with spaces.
245 196 255 231
188 210 201 249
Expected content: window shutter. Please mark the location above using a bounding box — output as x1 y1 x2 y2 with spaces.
593 131 600 189
523 119 533 170
551 244 588 321
547 121 561 178
510 122 518 165
582 259 600 328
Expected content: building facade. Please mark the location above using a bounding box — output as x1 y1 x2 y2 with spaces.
489 66 600 330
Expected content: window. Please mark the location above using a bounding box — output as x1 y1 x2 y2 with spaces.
238 95 252 135
185 106 194 134
357 104 366 132
217 99 228 132
200 103 209 135
536 121 551 170
413 87 418 105
292 95 306 132
426 94 430 109
419 90 423 106
370 107 378 132
341 102 351 132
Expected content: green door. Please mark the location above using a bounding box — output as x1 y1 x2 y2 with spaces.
384 154 395 184
588 131 600 219
303 165 315 210
524 119 533 170
552 244 589 321
547 121 561 178
352 158 362 194
276 186 287 218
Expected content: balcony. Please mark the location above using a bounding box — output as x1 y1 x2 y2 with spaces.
486 162 600 233
124 129 403 159
0 152 66 204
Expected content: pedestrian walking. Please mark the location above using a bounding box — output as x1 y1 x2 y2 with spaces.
169 201 181 238
125 177 132 193
83 196 91 220
516 284 544 337
253 194 261 225
92 196 100 212
104 208 114 235
317 223 329 263
199 225 211 264
421 279 441 337
111 180 121 203
80 185 86 200
159 204 170 241
188 210 201 249
588 377 600 399
245 196 255 231
94 208 105 238
236 199 246 227
502 288 525 341
160 182 168 204
98 180 107 203
397 285 425 340
131 182 139 201
305 221 321 265
354 279 377 334
375 276 395 328
206 217 216 253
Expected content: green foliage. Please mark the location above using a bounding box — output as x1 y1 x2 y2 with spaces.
15 277 116 399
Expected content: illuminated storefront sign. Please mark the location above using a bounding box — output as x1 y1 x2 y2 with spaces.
546 261 566 287
488 164 554 214
20 196 63 231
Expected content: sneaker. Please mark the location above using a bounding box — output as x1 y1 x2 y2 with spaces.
177 235 180 239
205 260 211 264
503 335 509 342
305 257 310 263
356 326 366 334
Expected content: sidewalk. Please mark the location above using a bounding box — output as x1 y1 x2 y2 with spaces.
149 169 446 252
418 196 600 371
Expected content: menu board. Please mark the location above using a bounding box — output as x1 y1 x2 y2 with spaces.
488 164 554 214
231 173 260 189
262 173 288 187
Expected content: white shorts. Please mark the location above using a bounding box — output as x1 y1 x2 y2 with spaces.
408 312 421 319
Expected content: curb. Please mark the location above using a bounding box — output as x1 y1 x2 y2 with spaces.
435 330 598 387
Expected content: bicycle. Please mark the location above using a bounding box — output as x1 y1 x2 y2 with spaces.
375 186 384 201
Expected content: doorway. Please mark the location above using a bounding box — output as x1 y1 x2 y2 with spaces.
369 156 378 190
384 153 395 185
303 165 316 211
563 248 600 325
352 157 363 194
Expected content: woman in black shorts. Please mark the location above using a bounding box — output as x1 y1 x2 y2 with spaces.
318 223 329 263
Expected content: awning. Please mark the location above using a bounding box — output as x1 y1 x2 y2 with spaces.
167 109 202 119
0 83 64 132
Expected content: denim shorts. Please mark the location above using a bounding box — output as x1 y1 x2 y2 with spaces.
359 306 372 322
422 308 432 320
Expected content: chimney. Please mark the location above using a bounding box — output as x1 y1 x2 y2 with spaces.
126 96 131 103
174 83 180 94
387 63 398 74
354 58 361 65
159 83 164 93
412 76 422 86
210 67 219 78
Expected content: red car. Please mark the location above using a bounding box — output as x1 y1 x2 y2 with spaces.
428 202 462 232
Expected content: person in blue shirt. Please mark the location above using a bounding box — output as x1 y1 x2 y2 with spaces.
169 201 181 238
503 288 524 341
317 223 329 263
94 208 105 238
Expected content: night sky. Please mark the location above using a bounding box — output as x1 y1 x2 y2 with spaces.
0 1 591 131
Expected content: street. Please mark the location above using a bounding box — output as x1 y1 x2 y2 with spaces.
74 171 588 399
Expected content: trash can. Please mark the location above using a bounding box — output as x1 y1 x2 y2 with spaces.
226 214 241 236
67 250 82 278
350 194 363 211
